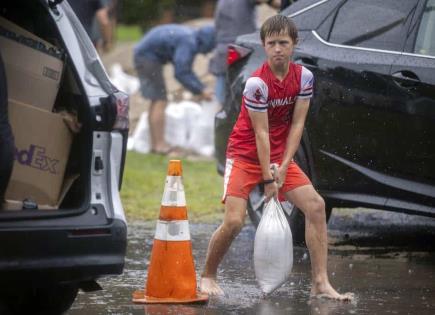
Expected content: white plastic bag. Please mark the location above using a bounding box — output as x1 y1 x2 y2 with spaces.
253 197 293 294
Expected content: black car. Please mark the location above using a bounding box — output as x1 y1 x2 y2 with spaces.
0 0 128 313
215 0 435 245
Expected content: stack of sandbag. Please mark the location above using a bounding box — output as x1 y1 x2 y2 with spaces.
128 98 220 157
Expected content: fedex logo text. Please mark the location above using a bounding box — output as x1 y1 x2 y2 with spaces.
14 145 59 174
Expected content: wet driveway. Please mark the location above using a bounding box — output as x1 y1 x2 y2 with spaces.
68 209 435 314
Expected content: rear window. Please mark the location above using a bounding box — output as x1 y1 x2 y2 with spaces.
414 0 435 57
283 0 342 30
320 0 419 51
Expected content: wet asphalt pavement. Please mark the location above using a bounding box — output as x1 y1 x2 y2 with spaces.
68 208 435 315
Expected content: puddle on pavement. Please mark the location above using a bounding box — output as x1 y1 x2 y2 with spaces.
68 210 435 314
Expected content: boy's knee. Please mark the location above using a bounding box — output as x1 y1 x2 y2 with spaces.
306 196 326 222
224 216 244 236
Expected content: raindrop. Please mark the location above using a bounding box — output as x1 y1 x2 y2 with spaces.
408 269 413 274
349 263 353 269
332 272 336 277
302 253 308 261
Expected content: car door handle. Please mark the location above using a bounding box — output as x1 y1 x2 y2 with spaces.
294 57 317 67
392 70 420 88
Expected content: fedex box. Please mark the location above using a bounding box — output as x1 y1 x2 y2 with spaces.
5 100 73 207
0 17 64 112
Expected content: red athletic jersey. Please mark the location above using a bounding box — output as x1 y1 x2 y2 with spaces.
226 62 313 164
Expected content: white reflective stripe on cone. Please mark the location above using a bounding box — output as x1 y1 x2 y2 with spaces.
154 220 191 241
161 176 186 206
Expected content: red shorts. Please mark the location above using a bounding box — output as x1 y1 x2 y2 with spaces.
222 158 311 202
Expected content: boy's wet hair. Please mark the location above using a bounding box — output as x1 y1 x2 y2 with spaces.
260 15 298 44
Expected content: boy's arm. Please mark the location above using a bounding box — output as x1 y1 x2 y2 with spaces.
248 111 272 180
248 110 278 201
244 77 278 200
281 98 310 169
277 66 313 186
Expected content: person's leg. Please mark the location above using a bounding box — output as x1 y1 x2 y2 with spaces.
201 159 260 295
284 185 353 300
136 58 171 153
200 196 247 295
148 99 170 153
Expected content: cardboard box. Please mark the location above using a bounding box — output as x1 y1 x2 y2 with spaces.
3 174 78 210
5 100 73 207
0 17 64 112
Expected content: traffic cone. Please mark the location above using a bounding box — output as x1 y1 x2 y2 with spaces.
132 160 208 304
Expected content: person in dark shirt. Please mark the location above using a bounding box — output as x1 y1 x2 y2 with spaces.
209 0 281 107
281 0 293 11
91 0 118 53
0 51 14 204
69 0 112 52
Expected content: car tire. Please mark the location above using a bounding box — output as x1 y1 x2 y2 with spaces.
247 148 332 246
3 284 78 315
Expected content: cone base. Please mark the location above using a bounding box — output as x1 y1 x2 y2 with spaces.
132 290 209 304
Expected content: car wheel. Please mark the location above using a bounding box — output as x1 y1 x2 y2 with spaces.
247 149 332 246
3 284 78 315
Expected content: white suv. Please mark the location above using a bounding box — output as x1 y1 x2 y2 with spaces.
0 0 129 313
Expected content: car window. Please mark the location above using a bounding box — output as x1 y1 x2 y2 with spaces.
285 0 342 31
326 0 418 51
316 0 345 40
414 0 435 57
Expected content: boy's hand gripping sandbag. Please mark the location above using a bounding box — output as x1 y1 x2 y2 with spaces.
254 197 293 294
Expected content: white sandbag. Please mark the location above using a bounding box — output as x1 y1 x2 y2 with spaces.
254 197 293 294
130 99 218 156
131 111 150 154
127 136 135 151
186 99 221 156
181 100 203 129
164 102 189 147
164 101 202 148
109 63 140 95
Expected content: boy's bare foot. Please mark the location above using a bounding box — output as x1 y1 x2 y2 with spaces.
310 281 354 302
200 277 224 296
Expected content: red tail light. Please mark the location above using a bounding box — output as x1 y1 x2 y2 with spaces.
227 47 241 65
97 91 130 131
227 44 253 66
113 91 129 130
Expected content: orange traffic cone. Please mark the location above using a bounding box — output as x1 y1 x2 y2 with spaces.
132 160 208 304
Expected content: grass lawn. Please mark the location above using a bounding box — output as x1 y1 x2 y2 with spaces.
121 151 224 223
116 24 143 42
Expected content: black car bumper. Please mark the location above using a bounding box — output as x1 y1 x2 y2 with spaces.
0 209 127 286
